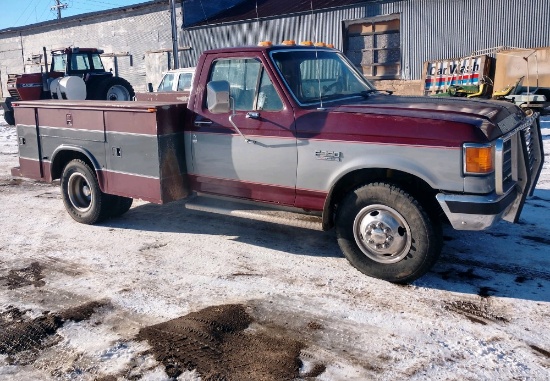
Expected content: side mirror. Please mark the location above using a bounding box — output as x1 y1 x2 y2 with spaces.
207 80 230 114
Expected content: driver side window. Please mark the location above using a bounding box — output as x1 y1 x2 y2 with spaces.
208 58 283 111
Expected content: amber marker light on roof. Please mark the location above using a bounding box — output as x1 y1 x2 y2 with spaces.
258 41 273 47
314 42 326 47
463 144 494 174
326 43 335 48
300 41 313 46
281 40 296 46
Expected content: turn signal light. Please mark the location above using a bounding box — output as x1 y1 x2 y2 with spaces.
464 145 494 174
258 41 273 47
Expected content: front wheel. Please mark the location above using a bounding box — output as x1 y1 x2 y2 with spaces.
61 159 109 224
335 182 442 283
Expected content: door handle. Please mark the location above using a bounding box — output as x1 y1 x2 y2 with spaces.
194 120 212 127
246 112 260 119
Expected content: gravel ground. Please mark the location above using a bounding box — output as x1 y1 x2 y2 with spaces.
0 113 549 380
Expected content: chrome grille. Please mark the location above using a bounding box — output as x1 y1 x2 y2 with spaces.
495 115 540 196
523 124 535 172
502 137 513 186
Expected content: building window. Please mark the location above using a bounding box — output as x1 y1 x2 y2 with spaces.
344 14 401 79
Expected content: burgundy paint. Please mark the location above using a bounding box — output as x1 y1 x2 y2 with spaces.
101 170 162 204
188 174 296 206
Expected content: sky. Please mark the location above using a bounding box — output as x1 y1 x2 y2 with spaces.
0 0 151 31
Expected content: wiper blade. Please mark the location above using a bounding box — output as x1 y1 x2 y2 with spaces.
352 89 393 98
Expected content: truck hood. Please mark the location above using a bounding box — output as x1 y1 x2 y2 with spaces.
330 95 525 140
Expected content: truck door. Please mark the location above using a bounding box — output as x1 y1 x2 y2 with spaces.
191 56 297 205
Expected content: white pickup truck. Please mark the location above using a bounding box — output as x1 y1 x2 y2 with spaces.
135 67 195 102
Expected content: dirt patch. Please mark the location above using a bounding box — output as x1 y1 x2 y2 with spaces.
439 268 488 281
138 242 168 252
444 300 509 325
478 286 498 297
137 304 316 380
0 301 109 360
522 235 550 245
0 179 22 187
0 262 45 289
530 344 550 358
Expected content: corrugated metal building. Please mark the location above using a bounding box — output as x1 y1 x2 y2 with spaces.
179 0 550 83
1 0 549 97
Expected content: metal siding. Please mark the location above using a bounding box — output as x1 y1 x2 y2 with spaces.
180 0 550 80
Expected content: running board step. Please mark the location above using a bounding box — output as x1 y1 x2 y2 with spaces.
184 196 323 231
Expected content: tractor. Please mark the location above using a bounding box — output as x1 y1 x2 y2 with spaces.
1 47 135 125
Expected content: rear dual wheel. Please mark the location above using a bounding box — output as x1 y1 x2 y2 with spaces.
61 159 132 224
336 182 442 283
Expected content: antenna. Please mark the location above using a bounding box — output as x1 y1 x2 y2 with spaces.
255 0 262 41
51 0 68 20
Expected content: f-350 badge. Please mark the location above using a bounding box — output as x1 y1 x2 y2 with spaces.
315 150 342 161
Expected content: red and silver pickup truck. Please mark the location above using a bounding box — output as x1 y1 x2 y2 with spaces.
10 43 544 283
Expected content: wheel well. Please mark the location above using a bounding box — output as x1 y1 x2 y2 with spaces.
322 168 443 230
51 150 96 180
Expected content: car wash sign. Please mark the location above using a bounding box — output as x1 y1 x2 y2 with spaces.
422 55 491 95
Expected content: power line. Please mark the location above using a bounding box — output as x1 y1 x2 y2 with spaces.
13 0 40 27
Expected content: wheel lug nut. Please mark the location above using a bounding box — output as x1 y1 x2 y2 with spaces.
367 239 374 244
386 236 394 242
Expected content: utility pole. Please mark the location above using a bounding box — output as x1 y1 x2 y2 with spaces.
170 0 180 69
51 0 68 20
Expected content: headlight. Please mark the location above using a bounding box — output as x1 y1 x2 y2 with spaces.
463 143 494 175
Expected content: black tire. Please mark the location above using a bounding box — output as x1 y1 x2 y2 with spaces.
93 76 135 101
61 159 109 224
335 182 442 283
105 195 133 218
3 98 15 125
3 110 15 126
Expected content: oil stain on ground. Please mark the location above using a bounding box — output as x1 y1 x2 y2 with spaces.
137 304 324 380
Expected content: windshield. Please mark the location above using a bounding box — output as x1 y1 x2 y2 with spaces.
270 49 375 105
51 54 67 72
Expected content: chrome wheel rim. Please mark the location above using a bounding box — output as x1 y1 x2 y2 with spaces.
353 204 411 264
106 85 130 101
68 172 92 212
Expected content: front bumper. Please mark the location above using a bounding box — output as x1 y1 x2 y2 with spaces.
436 114 544 231
436 188 518 230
